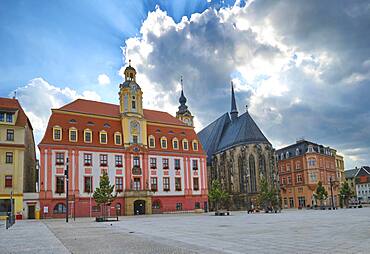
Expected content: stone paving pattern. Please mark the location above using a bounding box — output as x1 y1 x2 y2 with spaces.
1 208 370 253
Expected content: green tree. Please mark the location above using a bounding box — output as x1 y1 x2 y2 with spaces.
314 181 328 207
208 180 229 211
339 182 352 208
257 176 279 211
93 171 116 218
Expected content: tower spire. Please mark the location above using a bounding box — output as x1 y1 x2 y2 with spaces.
176 76 194 127
230 81 238 121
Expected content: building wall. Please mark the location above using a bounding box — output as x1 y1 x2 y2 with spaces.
211 143 278 210
38 144 207 218
279 153 339 208
0 125 25 218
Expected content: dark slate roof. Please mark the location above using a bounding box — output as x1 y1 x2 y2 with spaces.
216 111 270 152
344 168 359 179
276 139 334 160
198 111 270 164
198 113 230 164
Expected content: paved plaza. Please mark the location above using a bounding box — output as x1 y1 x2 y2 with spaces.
1 208 370 253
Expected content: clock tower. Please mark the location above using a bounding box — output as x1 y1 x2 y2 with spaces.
176 77 194 127
119 61 147 147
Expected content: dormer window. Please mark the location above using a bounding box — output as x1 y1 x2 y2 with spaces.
104 123 111 128
161 137 167 149
69 119 77 124
286 152 289 158
192 140 199 151
69 128 78 142
84 129 92 143
173 138 179 150
308 145 314 153
295 148 300 156
100 131 108 144
182 139 189 150
6 113 13 123
280 153 284 160
114 132 122 145
148 135 155 148
53 126 62 141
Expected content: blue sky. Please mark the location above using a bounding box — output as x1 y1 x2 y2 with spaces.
0 0 235 100
1 0 370 169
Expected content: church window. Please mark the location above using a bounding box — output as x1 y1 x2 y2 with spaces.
69 128 78 142
160 137 167 149
249 155 257 193
148 135 155 148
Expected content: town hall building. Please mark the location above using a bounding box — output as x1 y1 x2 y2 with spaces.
38 63 208 218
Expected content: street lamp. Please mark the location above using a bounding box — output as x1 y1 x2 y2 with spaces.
65 157 69 223
329 176 335 210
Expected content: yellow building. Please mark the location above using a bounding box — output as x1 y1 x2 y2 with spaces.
0 98 37 220
331 149 345 186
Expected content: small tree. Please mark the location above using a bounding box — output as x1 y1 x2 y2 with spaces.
208 180 229 211
314 181 328 207
93 171 116 218
339 182 352 208
257 177 279 211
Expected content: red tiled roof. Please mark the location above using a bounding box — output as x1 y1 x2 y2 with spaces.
0 97 32 129
58 99 186 126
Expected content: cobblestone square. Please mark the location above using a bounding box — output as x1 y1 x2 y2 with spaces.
1 208 370 253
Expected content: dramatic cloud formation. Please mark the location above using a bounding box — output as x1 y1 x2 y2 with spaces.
97 73 111 86
14 78 101 149
122 1 370 168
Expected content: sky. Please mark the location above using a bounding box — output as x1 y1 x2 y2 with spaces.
1 0 369 170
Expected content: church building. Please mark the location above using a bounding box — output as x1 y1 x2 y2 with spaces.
198 84 278 210
38 63 208 218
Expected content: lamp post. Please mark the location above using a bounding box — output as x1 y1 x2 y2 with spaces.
329 176 335 210
65 157 69 223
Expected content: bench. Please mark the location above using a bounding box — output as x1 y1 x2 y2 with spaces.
95 216 119 222
215 210 230 216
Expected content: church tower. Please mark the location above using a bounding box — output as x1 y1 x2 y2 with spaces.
119 61 147 147
176 77 194 127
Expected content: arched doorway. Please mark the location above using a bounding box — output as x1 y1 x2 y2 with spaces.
134 200 145 215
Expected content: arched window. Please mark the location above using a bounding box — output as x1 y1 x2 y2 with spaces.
280 153 284 160
84 129 92 143
238 156 247 193
192 140 199 151
69 127 78 142
286 151 289 158
182 139 189 150
114 132 122 145
100 130 108 144
172 138 179 150
148 135 155 148
53 203 66 214
295 148 300 156
53 126 62 141
259 155 266 177
160 136 167 149
249 154 257 193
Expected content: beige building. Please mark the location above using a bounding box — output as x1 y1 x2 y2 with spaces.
0 98 37 220
331 149 345 186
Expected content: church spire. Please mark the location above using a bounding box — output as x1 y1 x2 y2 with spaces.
230 81 238 121
176 76 194 127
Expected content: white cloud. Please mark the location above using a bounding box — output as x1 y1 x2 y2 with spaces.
121 2 370 169
14 78 101 152
97 73 111 86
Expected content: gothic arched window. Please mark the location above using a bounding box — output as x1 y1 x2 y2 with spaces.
249 154 257 193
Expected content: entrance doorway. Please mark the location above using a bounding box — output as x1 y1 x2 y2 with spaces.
134 200 145 215
28 205 35 219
